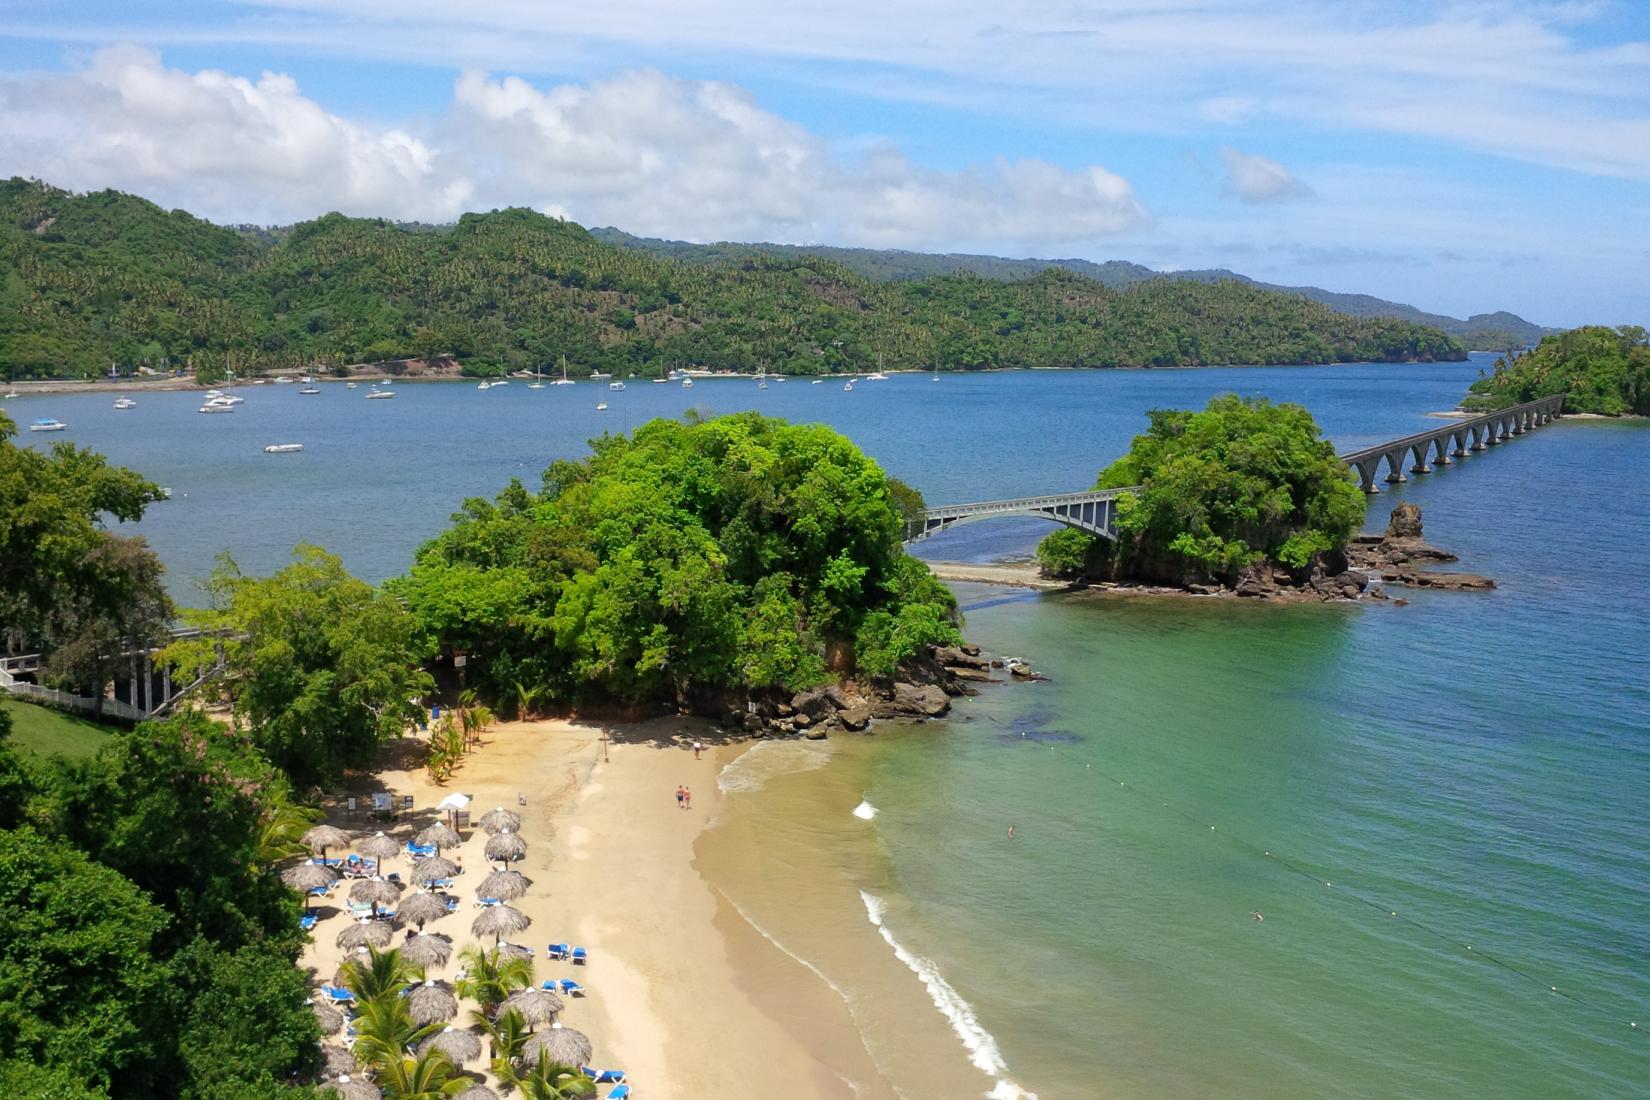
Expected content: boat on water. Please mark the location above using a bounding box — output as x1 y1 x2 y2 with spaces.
528 365 546 389
113 397 137 410
273 376 294 385
590 372 611 380
551 356 575 385
299 376 315 384
596 401 609 411
932 365 940 382
491 380 509 388
478 380 492 391
812 378 824 384
3 391 18 399
199 402 235 414
682 377 694 388
298 386 320 395
29 417 66 432
757 379 768 390
651 377 669 384
347 382 358 389
843 380 855 391
365 388 395 400
866 371 889 381
608 380 625 391
263 443 304 454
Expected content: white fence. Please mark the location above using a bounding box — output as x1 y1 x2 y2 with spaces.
0 663 147 722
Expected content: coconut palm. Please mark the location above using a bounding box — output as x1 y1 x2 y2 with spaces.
373 1048 472 1100
472 1007 532 1091
257 799 321 864
518 1059 596 1100
342 945 424 1004
350 992 446 1070
454 944 533 1017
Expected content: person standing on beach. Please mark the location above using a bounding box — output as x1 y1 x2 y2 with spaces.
684 786 693 809
693 740 704 760
676 785 685 809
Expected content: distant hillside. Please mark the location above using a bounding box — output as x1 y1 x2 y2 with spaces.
0 178 1466 380
591 228 1549 351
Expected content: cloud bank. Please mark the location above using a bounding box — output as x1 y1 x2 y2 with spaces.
1219 147 1310 203
0 48 1145 249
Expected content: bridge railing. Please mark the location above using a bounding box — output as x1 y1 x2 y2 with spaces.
1337 394 1563 464
920 486 1139 519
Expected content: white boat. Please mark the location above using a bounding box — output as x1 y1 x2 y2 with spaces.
843 380 855 392
365 389 395 400
932 365 940 382
203 389 223 399
273 376 293 385
682 377 694 388
551 356 575 385
608 380 625 391
651 377 669 384
491 380 509 388
300 376 315 384
113 397 137 410
263 443 304 454
3 391 18 399
347 382 358 389
298 386 320 395
528 365 545 389
28 417 66 432
812 378 824 384
757 379 768 390
596 402 609 411
590 372 611 380
866 371 889 381
477 380 492 391
199 403 235 414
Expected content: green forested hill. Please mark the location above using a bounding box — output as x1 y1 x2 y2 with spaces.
1 179 1466 380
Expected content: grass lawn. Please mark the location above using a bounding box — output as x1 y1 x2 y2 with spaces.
2 698 118 758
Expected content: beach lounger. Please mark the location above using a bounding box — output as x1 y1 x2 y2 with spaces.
443 896 459 912
571 947 589 965
320 985 355 1004
309 856 342 866
548 978 585 997
475 896 503 909
608 1087 631 1099
346 900 375 915
299 913 318 932
307 884 332 897
405 842 437 858
428 877 454 890
584 1069 625 1084
547 943 570 960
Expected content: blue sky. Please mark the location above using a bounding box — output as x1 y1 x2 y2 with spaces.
1 1 1647 327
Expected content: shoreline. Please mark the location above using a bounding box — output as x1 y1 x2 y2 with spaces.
303 716 881 1099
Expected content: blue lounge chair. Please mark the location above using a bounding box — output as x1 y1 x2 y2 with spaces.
406 842 437 859
584 1069 625 1085
443 896 459 912
428 877 455 890
310 856 342 866
307 884 332 897
320 985 355 1004
475 896 503 909
547 943 570 960
299 913 319 932
571 947 589 965
556 978 586 997
608 1087 631 1099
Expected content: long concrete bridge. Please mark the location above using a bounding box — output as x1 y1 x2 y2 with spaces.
904 394 1566 544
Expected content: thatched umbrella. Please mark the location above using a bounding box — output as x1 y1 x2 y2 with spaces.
421 1025 483 1065
478 806 521 835
416 822 462 852
400 890 451 930
330 1074 378 1100
502 985 563 1028
319 1044 358 1077
409 856 461 888
406 978 459 1026
336 919 393 951
311 999 344 1036
349 876 402 910
477 869 530 901
484 830 527 868
281 861 336 907
453 1086 498 1100
495 941 533 962
401 931 454 970
301 824 350 861
358 830 402 873
471 903 530 943
522 1024 593 1068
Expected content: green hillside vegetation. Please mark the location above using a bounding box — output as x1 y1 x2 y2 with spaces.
2 178 1465 380
592 227 1551 350
0 698 115 758
393 412 959 708
1036 395 1365 586
1462 325 1649 416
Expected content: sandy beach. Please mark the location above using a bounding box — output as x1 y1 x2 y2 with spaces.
299 716 880 1098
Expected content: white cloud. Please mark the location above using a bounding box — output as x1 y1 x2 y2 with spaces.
0 49 1144 250
1219 147 1309 203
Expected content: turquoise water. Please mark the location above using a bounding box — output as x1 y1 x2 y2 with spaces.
13 361 1648 1095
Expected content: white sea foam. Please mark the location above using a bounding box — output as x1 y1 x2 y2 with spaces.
860 890 1038 1100
852 799 878 820
715 737 831 795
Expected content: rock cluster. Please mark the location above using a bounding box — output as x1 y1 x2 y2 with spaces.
1347 502 1495 592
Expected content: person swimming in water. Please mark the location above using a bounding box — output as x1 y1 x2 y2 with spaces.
1007 824 1016 840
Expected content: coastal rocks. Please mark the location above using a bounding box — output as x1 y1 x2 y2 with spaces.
877 682 951 719
1349 504 1491 593
837 702 872 731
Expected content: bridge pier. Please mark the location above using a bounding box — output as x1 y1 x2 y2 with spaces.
1409 441 1431 475
1432 436 1452 465
1384 449 1408 483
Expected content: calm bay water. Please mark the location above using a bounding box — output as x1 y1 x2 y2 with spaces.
13 359 1648 1096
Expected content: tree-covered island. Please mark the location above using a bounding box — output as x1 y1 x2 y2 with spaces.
1 178 1466 381
1036 395 1373 599
1462 325 1649 416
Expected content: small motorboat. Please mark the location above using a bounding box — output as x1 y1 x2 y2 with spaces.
681 377 694 389
199 402 235 413
347 382 358 389
491 380 509 387
651 377 669 384
866 371 889 381
263 443 304 454
608 380 626 391
590 372 611 380
478 380 492 390
812 378 824 384
843 380 855 392
273 376 294 384
298 386 320 395
29 417 66 431
113 397 137 410
365 388 395 400
596 402 609 411
551 356 575 385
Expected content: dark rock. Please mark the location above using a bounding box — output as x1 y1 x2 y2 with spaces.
949 666 993 682
838 703 872 731
1367 586 1389 601
1009 664 1036 680
1386 502 1424 541
935 645 990 670
1187 583 1221 595
1407 571 1495 591
789 689 834 719
793 712 812 728
894 681 950 717
960 643 981 657
803 727 829 740
741 712 763 732
1392 597 1408 606
776 703 794 717
1341 584 1360 599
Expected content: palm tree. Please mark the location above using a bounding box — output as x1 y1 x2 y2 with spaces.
454 944 532 1017
513 680 544 720
374 1048 471 1099
519 1060 596 1099
472 1006 531 1090
342 945 424 1002
350 990 445 1069
255 796 319 865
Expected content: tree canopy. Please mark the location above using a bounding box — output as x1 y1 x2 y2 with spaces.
2 178 1465 380
395 412 959 708
1463 325 1649 416
1037 395 1365 584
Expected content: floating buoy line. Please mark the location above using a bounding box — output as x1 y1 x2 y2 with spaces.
990 715 1645 1040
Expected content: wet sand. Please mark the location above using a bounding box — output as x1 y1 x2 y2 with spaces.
298 716 878 1097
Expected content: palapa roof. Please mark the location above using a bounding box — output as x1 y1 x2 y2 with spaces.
478 806 521 834
522 1024 593 1068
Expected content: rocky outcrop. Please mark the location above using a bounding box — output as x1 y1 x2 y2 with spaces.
1348 504 1492 593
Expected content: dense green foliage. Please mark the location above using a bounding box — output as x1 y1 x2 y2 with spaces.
0 712 325 1098
2 178 1465 380
166 546 433 789
1037 395 1365 584
395 412 959 707
1462 325 1649 416
594 227 1548 349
